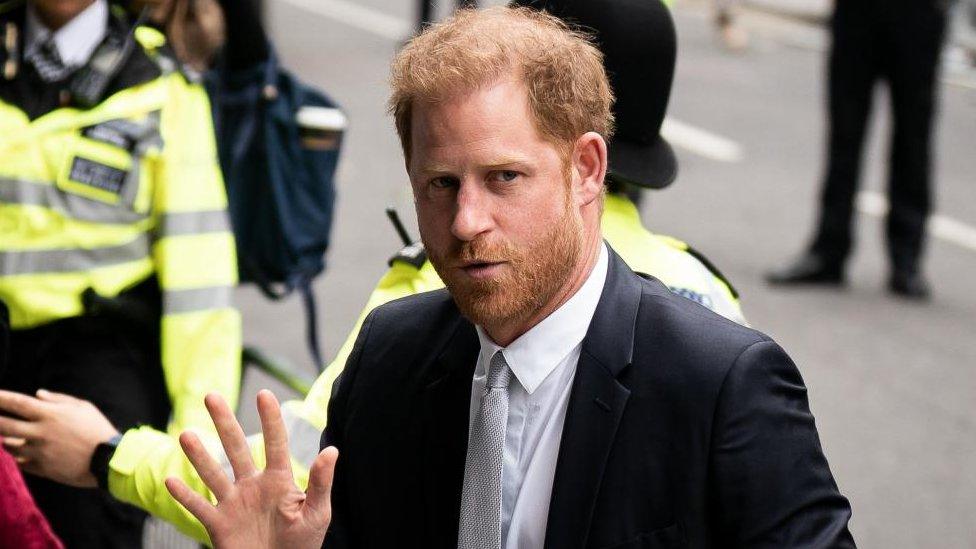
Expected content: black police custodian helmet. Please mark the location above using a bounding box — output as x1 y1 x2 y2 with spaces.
511 0 678 189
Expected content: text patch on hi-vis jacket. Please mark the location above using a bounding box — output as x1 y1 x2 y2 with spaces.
57 122 141 205
82 120 142 152
67 156 128 196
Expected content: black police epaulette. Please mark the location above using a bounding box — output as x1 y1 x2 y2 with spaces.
388 242 427 269
683 244 740 299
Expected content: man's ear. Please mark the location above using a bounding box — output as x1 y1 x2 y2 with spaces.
571 132 608 207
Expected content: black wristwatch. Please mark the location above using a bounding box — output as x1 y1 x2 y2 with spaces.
90 433 123 490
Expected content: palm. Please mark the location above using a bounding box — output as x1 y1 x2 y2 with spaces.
166 391 338 549
230 469 323 548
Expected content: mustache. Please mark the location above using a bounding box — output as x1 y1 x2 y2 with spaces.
451 237 519 265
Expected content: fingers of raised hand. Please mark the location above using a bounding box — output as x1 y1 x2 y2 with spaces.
304 446 338 524
179 430 234 501
166 476 220 528
256 390 292 473
0 390 45 420
204 393 256 481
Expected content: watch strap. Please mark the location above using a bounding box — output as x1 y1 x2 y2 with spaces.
90 433 123 490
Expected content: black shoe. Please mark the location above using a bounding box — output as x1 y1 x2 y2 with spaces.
889 271 931 301
766 253 844 286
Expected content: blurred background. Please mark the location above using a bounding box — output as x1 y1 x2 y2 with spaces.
218 0 976 547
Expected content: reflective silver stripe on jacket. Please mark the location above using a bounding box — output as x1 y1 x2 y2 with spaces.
0 234 150 276
218 408 323 478
157 210 232 237
163 285 234 314
281 406 324 468
0 177 148 224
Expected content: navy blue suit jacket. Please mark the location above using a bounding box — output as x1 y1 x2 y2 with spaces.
322 247 855 548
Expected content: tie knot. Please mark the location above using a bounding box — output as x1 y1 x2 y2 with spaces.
27 35 69 82
40 37 59 56
486 351 512 389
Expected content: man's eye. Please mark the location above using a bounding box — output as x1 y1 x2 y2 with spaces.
430 177 459 189
492 171 519 183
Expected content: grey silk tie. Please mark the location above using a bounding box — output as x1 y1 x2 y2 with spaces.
458 350 512 549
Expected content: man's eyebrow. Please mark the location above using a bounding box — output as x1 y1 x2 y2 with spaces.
416 163 457 176
416 157 533 175
482 157 532 170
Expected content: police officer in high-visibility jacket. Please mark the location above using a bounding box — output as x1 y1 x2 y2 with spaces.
0 0 240 546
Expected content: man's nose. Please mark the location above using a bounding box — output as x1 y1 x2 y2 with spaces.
451 182 493 242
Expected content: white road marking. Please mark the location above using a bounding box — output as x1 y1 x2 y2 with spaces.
857 191 976 253
279 0 412 41
661 118 745 163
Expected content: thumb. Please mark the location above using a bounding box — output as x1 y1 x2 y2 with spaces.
304 446 339 524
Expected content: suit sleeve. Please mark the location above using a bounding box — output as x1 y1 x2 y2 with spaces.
708 339 856 548
320 309 379 549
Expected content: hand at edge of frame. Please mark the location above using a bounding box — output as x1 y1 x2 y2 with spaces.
0 389 119 488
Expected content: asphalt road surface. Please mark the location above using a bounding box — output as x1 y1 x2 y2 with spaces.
218 1 976 547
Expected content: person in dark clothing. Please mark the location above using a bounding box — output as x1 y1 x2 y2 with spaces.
417 0 477 32
767 0 949 300
136 0 269 71
217 0 268 68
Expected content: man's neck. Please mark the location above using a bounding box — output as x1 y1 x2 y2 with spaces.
30 0 97 31
483 229 604 347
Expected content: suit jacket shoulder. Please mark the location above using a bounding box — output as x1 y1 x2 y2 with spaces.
324 287 467 438
630 273 769 399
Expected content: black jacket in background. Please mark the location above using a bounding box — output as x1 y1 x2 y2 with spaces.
0 300 8 378
322 247 855 548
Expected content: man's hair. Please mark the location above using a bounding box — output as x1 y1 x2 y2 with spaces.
389 6 615 164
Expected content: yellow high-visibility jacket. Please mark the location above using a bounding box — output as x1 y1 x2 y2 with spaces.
0 22 241 434
106 192 742 545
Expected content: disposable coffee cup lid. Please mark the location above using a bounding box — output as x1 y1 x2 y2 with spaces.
296 106 347 131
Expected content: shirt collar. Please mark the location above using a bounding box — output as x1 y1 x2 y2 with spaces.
26 0 108 68
476 242 609 395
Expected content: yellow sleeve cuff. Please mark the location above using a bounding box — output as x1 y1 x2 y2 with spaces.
108 426 214 546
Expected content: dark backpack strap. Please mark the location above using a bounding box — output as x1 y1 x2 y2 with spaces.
295 274 324 372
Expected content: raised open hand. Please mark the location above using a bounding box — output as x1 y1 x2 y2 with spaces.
166 390 338 549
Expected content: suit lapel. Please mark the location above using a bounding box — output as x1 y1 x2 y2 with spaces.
420 319 479 548
544 247 643 549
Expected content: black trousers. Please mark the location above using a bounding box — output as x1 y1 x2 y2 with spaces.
1 315 170 548
811 0 947 274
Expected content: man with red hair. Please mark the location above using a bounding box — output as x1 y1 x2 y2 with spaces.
168 6 854 548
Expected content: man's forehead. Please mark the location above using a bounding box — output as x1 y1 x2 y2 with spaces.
418 77 525 115
411 79 533 142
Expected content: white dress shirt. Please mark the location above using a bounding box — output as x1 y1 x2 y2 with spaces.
25 0 108 69
471 243 609 549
